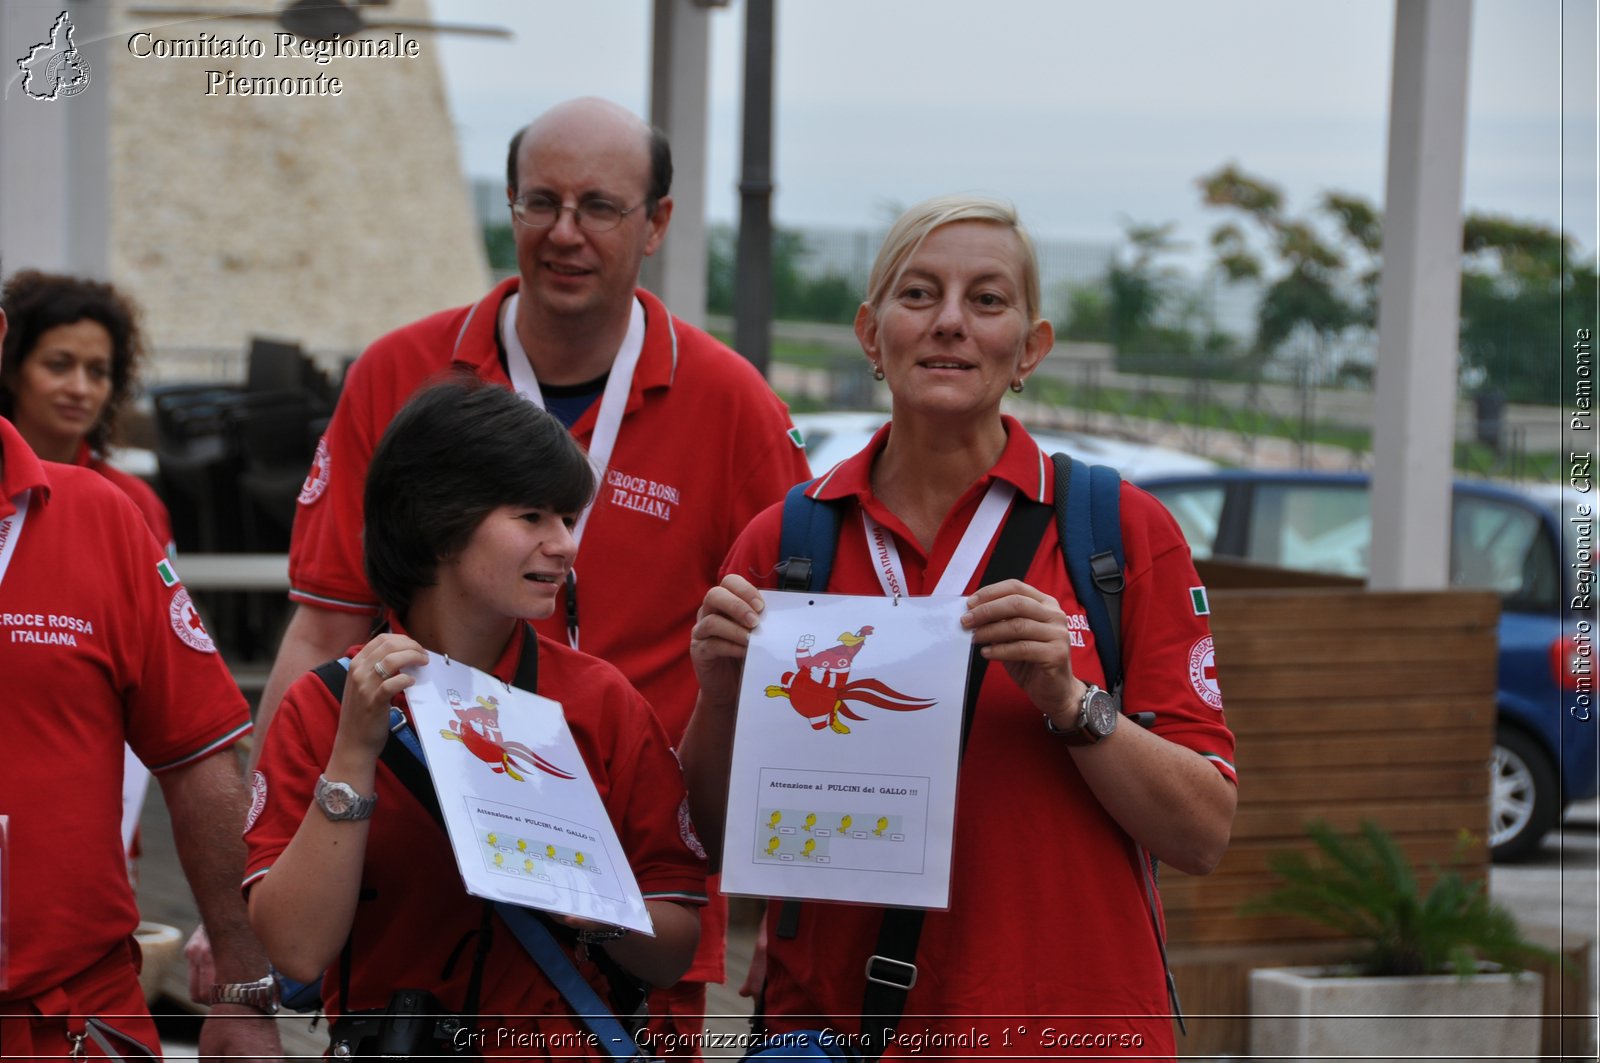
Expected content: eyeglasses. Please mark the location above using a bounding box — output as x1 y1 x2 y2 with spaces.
509 194 647 233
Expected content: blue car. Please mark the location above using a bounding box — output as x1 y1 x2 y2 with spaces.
1137 469 1596 862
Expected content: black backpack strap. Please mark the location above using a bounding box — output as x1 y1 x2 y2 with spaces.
855 493 1052 1062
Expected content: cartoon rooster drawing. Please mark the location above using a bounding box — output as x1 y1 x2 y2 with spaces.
764 626 936 734
440 694 574 781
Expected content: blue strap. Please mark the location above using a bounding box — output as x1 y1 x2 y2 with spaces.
777 479 842 592
493 905 647 1061
1061 457 1114 683
339 660 648 1062
1085 462 1125 692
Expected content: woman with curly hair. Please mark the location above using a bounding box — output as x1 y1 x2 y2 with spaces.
1 269 171 548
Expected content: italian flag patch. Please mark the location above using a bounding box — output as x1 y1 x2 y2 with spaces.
787 427 805 449
1189 586 1210 616
157 559 179 588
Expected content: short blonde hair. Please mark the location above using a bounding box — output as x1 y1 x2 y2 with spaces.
864 195 1042 322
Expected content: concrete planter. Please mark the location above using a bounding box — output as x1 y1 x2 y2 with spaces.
1250 965 1543 1063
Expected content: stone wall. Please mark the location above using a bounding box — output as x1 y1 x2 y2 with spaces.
108 0 489 366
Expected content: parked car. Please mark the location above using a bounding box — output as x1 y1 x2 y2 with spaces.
1136 468 1596 862
792 411 1218 482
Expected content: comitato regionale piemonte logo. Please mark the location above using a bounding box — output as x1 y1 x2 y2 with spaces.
16 11 92 101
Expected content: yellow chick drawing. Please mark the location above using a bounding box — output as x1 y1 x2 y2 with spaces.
803 812 817 832
766 836 781 856
839 814 852 832
767 810 783 830
801 838 816 859
874 816 889 836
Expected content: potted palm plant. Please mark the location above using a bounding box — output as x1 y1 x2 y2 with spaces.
1245 820 1555 1063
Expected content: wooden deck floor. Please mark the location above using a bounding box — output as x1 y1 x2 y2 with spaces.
135 775 757 1059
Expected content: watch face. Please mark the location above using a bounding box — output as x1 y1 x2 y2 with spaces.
318 778 359 816
1085 688 1118 735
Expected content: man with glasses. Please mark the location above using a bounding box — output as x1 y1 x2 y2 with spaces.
257 97 812 1051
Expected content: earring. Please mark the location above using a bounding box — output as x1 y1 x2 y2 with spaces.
1010 379 1025 394
872 363 885 381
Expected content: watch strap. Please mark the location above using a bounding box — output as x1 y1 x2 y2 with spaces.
210 974 280 1014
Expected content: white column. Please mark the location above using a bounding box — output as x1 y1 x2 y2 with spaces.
1369 0 1473 590
642 0 715 329
0 0 110 277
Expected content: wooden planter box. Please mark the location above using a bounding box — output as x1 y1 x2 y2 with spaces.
1161 577 1502 1055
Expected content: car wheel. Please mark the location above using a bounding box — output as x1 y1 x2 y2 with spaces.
1490 725 1558 863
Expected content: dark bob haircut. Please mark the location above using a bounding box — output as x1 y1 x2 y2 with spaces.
363 374 595 616
1 269 145 455
505 122 673 216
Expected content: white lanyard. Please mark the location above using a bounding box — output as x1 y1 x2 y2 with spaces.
0 490 31 591
859 480 1014 599
502 294 646 648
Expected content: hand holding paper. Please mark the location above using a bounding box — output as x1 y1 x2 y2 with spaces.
963 578 1085 726
689 574 766 708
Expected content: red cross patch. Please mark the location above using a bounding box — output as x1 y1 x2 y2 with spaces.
298 436 331 506
1187 635 1223 710
168 587 217 654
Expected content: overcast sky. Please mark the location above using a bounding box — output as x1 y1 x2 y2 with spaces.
428 0 1600 270
431 0 1597 268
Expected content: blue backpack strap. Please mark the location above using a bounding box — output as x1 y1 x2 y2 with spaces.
777 479 843 592
1053 454 1124 692
1051 453 1186 1033
1085 461 1126 693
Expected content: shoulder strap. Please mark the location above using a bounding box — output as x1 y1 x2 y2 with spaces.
1052 454 1125 693
1049 455 1186 1031
855 494 1053 1062
777 479 844 592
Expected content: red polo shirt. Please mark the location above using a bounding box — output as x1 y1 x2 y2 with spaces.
0 418 249 1002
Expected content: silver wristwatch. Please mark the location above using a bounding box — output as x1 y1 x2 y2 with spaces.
1047 683 1119 745
210 973 280 1015
315 775 377 821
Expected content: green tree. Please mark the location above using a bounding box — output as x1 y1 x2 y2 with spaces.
482 223 516 273
704 225 861 325
1060 282 1112 342
1458 215 1596 403
1106 220 1182 350
706 226 735 316
1199 164 1364 376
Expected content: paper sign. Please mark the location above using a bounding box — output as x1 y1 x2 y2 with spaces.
403 657 653 934
721 590 970 909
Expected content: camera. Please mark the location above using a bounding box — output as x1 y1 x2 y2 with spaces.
329 989 472 1059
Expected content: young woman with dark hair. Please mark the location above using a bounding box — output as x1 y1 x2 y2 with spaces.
245 376 706 1055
